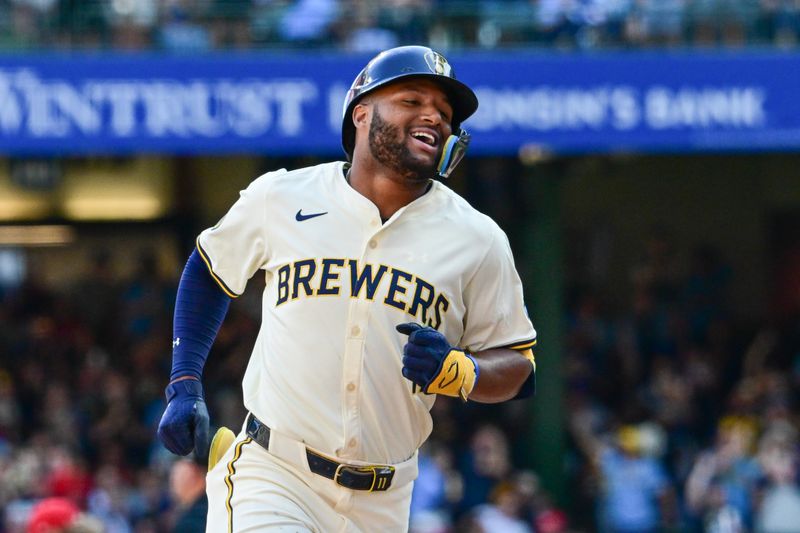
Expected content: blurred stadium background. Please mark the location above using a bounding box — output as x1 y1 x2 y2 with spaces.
2 1 800 532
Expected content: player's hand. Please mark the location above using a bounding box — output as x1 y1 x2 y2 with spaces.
157 378 211 460
396 322 478 401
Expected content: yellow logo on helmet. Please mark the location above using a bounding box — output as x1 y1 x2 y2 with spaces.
424 52 452 77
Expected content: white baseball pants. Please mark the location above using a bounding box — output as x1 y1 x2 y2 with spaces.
206 428 415 532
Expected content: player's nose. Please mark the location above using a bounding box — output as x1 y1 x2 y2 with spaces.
419 104 442 125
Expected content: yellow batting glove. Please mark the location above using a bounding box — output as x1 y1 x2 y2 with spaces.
208 426 236 472
397 322 480 402
424 348 478 401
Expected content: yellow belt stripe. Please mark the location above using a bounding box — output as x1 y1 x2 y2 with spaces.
225 437 252 533
195 239 239 299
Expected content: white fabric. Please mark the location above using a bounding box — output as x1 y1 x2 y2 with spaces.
207 428 414 533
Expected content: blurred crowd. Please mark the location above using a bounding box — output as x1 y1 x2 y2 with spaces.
0 217 798 532
2 0 800 52
560 227 800 533
0 246 261 532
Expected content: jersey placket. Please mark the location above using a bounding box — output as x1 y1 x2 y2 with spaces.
339 211 385 459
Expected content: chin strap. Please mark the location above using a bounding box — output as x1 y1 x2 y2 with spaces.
436 129 471 179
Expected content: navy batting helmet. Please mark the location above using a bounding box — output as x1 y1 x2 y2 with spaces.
341 46 479 177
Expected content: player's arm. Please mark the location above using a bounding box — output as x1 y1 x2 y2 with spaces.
397 323 535 403
158 174 274 461
157 248 232 460
469 346 533 403
397 226 538 402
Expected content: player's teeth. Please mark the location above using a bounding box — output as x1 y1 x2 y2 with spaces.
412 132 434 145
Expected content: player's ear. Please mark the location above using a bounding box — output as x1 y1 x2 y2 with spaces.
352 102 371 129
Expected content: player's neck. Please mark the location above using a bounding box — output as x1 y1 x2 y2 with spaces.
347 164 430 221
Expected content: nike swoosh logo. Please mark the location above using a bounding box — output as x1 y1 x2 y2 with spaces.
295 209 328 222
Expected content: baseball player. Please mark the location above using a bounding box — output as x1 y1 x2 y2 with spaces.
157 45 537 532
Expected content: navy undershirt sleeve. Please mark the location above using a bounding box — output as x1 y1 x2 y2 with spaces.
170 248 232 381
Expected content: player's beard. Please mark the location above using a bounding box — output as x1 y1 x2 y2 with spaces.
368 109 437 183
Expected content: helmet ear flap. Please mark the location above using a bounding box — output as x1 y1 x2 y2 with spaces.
436 129 471 179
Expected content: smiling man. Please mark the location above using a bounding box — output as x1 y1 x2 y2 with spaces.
157 46 537 532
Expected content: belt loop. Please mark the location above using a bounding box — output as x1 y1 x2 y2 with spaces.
245 413 271 451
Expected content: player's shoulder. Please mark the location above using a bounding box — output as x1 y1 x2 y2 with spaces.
432 181 507 246
247 161 344 195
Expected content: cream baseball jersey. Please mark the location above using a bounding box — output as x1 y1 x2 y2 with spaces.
197 161 536 466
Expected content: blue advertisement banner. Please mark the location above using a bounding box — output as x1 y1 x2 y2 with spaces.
0 51 798 155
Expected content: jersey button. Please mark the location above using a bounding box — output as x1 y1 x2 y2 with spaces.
351 325 360 336
368 239 377 249
348 438 357 448
370 219 379 227
346 383 356 392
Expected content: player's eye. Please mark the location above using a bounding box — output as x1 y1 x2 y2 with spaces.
403 99 418 106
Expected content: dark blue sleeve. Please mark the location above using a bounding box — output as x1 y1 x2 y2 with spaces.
169 248 232 381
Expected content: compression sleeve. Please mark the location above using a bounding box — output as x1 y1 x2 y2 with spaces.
169 248 232 382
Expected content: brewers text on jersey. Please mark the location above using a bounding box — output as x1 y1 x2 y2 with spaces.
274 258 450 329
